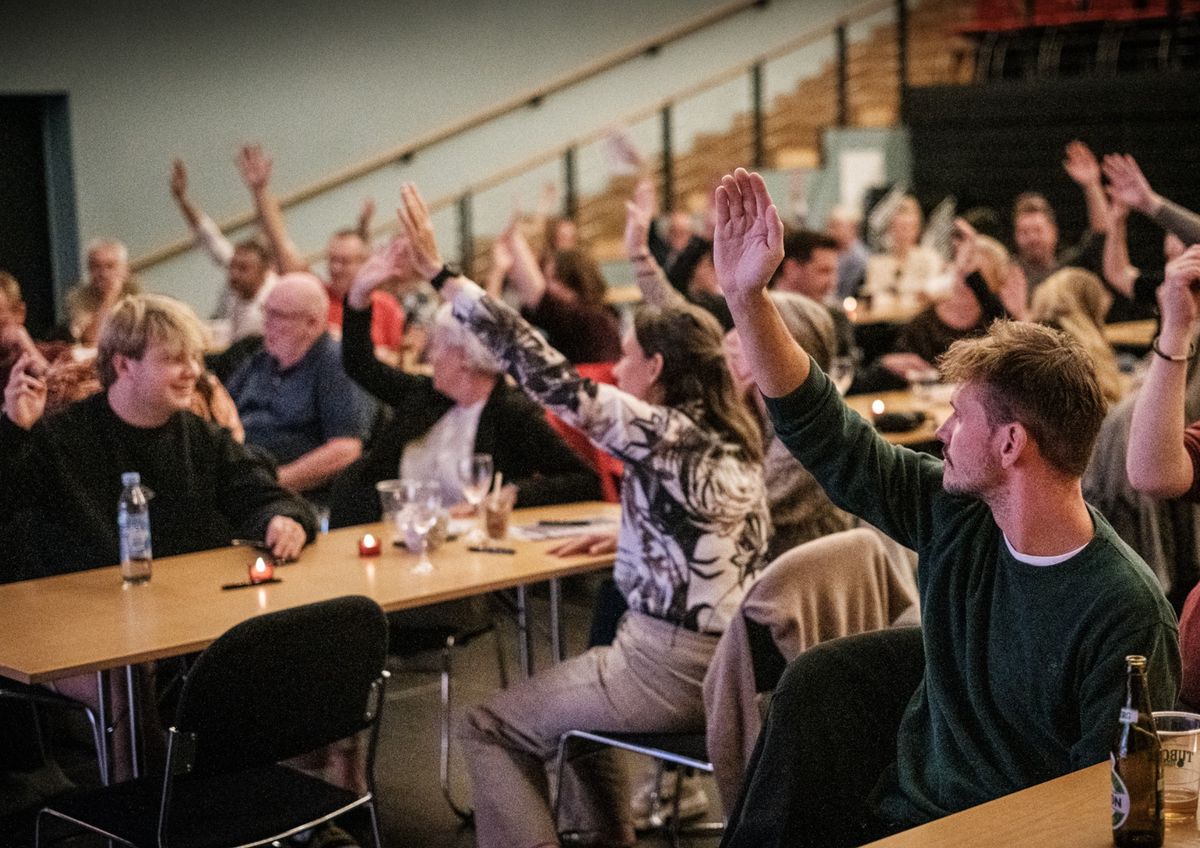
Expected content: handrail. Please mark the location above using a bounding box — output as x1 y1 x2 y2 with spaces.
135 0 899 273
131 0 765 273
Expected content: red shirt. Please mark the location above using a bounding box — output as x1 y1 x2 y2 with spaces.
327 289 405 351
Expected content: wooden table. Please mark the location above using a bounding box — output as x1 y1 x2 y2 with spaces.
845 389 952 447
864 761 1200 847
0 501 619 778
1104 319 1156 350
846 298 924 326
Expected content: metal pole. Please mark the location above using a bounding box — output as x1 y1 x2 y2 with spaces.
750 62 766 168
549 578 565 663
896 0 909 121
96 671 112 784
836 23 849 127
515 586 534 676
125 666 140 778
563 146 578 221
660 104 675 213
458 193 474 278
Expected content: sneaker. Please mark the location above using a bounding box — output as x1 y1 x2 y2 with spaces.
630 769 709 831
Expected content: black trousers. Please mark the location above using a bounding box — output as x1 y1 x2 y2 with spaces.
720 626 926 848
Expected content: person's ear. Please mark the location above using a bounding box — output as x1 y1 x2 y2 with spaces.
997 422 1027 470
647 351 665 385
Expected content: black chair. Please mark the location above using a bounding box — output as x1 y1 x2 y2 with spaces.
35 595 390 848
551 618 784 848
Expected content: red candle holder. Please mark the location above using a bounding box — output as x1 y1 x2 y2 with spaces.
358 533 382 557
248 556 275 584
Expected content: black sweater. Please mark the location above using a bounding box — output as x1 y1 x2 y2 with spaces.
0 393 315 581
334 302 600 526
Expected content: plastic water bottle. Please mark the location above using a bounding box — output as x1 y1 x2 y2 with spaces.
118 471 153 584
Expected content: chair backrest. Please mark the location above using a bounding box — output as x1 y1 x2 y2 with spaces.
173 595 388 776
545 361 624 503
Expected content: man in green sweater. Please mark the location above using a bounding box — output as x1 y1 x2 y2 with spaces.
712 169 1180 844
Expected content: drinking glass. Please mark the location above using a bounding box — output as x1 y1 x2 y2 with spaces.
457 453 494 543
403 481 442 575
829 356 856 396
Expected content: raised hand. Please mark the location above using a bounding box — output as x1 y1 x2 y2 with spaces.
357 197 376 241
1102 153 1158 215
1159 245 1200 342
1062 140 1101 187
624 179 656 260
950 217 978 278
1000 263 1029 321
491 230 515 277
4 352 47 430
348 236 410 309
235 144 272 192
713 168 784 302
397 183 446 282
169 158 188 200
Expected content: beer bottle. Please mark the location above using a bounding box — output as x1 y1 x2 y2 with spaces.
1112 654 1163 847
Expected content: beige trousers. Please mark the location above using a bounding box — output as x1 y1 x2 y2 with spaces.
459 611 717 848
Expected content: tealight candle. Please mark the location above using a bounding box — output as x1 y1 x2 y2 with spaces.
871 399 886 418
843 296 857 314
248 556 275 584
358 532 381 557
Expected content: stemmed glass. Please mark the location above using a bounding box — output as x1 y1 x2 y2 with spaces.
457 453 494 544
403 481 443 575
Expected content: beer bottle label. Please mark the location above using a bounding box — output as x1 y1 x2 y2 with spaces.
1119 707 1139 725
1112 754 1130 829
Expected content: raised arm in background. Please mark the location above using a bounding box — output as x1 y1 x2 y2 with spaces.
1104 153 1200 246
236 144 308 274
500 223 548 308
711 169 803 398
1101 198 1139 299
626 177 686 309
1127 245 1200 498
1062 140 1109 235
169 158 234 268
355 197 376 245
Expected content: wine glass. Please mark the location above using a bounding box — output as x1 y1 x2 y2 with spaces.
829 355 856 396
403 481 443 575
457 453 494 543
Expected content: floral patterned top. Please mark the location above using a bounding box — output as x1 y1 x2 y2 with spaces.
452 281 769 633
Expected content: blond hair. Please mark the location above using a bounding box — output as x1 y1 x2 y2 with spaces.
939 320 1107 477
97 294 206 388
1029 268 1122 406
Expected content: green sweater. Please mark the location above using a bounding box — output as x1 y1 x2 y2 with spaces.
766 362 1180 826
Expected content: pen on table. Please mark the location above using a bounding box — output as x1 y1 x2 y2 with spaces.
468 545 516 555
535 520 595 527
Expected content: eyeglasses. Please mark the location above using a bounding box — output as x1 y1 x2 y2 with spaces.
263 307 312 324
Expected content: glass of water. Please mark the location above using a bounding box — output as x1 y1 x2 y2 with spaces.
403 481 443 575
456 453 494 543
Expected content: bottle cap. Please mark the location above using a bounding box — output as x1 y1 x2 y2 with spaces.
121 471 141 487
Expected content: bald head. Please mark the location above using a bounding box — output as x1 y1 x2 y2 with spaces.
263 272 329 367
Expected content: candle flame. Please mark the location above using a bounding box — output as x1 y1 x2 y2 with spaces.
871 399 885 416
362 533 376 547
843 297 857 313
253 556 268 574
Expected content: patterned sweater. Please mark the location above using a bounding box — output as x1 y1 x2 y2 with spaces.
451 281 769 633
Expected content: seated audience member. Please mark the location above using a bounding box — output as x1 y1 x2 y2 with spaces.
827 203 869 301
490 222 621 364
169 158 277 341
226 272 377 500
61 238 141 345
626 189 851 560
865 224 1015 389
1127 246 1200 706
861 195 944 303
235 143 405 357
770 227 856 358
1029 267 1125 406
1102 194 1183 322
388 181 768 848
715 169 1177 845
1010 141 1108 293
330 248 601 527
1 295 314 781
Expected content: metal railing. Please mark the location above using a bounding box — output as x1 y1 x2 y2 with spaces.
134 0 916 277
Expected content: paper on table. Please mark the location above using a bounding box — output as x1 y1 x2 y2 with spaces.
510 518 618 541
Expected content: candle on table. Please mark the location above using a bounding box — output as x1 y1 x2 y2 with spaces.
359 532 382 557
871 399 886 419
248 556 275 584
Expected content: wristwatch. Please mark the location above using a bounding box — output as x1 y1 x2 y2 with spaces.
429 263 461 292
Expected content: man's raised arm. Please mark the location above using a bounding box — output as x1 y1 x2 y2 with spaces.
713 168 807 397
